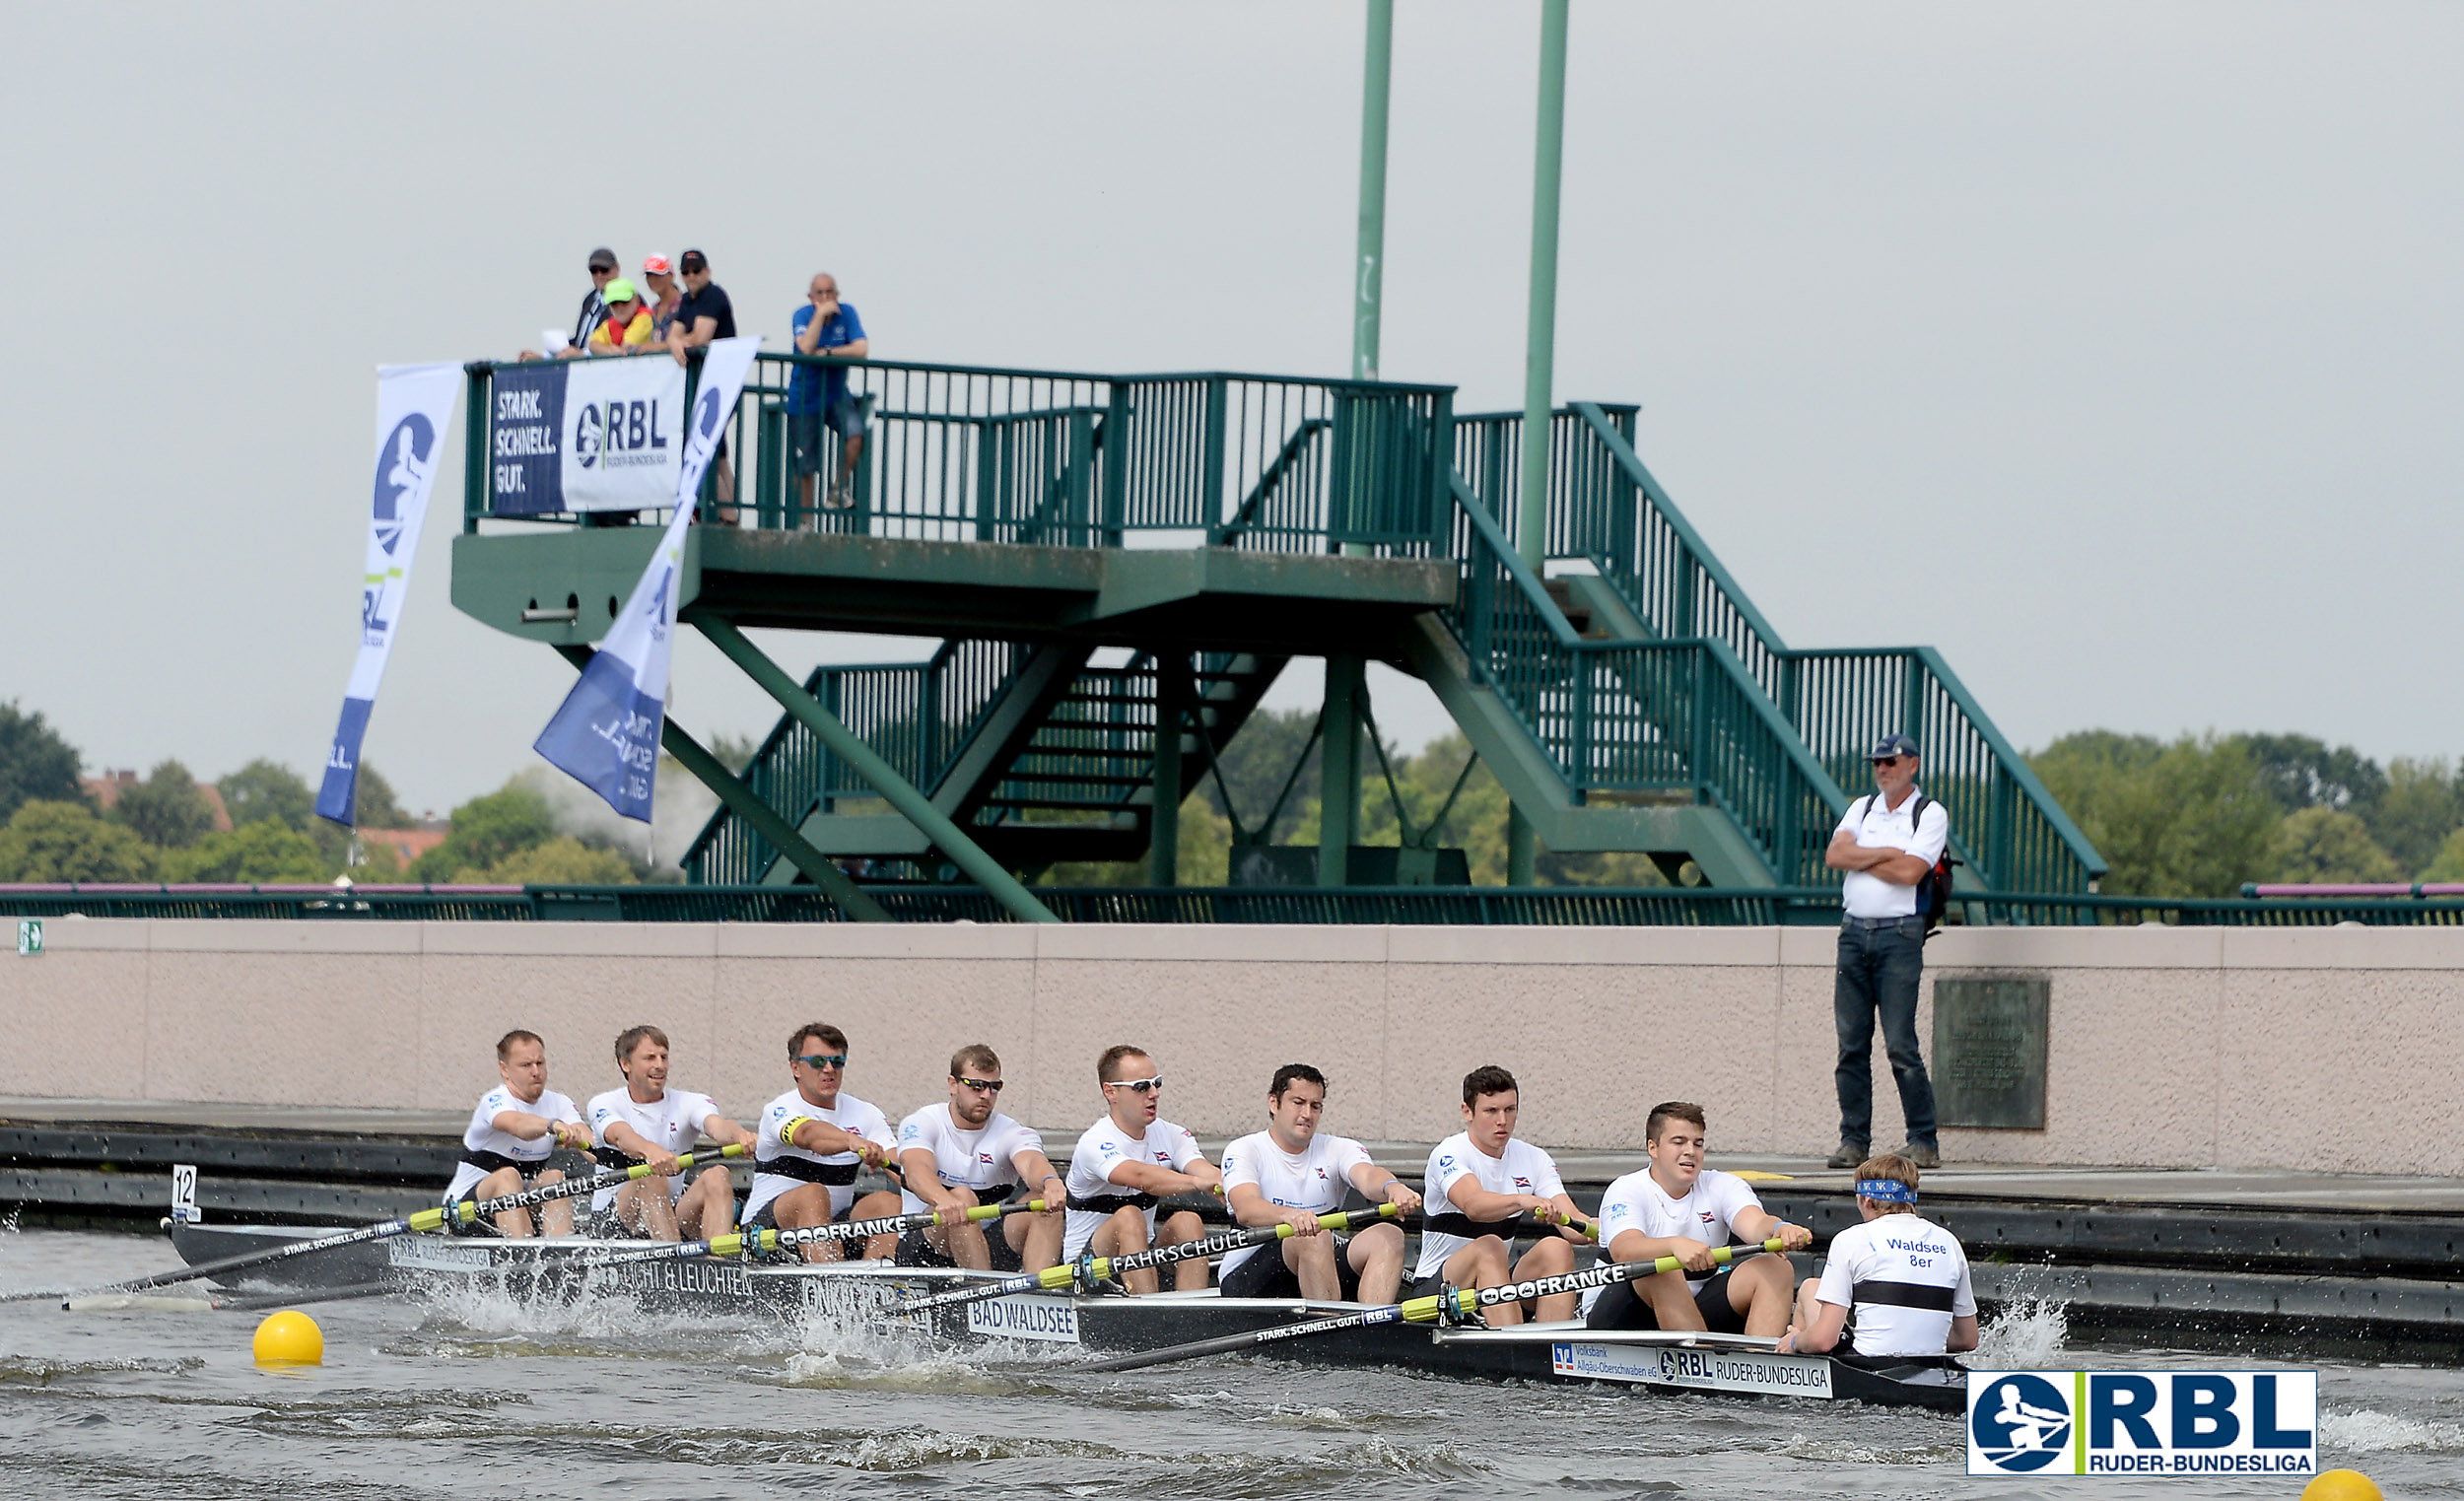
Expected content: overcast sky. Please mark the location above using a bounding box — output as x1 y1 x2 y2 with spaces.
4 3 2458 818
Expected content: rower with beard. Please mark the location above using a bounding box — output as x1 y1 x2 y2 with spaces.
1219 1063 1421 1304
1063 1045 1222 1294
586 1024 758 1241
743 1023 903 1262
1412 1064 1589 1328
894 1044 1068 1272
441 1029 588 1237
1586 1101 1813 1336
1778 1153 1977 1359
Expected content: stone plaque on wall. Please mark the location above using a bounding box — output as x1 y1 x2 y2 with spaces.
1932 975 2049 1129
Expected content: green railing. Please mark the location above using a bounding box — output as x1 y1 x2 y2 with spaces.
11 884 2464 927
1456 404 2105 894
465 353 1454 553
1440 477 1850 884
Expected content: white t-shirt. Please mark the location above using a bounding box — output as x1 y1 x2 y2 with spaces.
896 1102 1045 1215
1062 1116 1206 1259
586 1086 720 1211
1834 787 1951 919
442 1085 582 1205
1596 1166 1765 1287
1814 1213 1975 1357
1414 1130 1565 1279
743 1087 893 1221
1217 1128 1373 1277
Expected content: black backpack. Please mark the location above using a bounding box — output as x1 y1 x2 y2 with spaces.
1856 792 1957 938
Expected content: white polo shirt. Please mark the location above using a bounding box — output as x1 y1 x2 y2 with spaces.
1814 1212 1975 1357
1835 787 1950 919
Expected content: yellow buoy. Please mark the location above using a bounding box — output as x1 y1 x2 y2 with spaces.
2301 1470 2382 1501
251 1310 324 1368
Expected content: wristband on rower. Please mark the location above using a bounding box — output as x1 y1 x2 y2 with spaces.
780 1116 813 1147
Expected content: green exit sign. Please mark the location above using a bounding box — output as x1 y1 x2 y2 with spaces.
16 919 39 956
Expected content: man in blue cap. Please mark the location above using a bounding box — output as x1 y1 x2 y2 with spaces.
1823 733 1949 1169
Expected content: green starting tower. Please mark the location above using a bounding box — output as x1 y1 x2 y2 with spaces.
447 350 2102 922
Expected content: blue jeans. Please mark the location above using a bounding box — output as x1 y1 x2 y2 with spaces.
1833 919 1938 1150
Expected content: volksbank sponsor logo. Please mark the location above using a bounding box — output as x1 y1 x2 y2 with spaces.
1966 1370 2316 1477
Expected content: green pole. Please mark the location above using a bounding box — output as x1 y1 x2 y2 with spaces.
1518 0 1568 571
1352 0 1394 382
1319 656 1365 886
1149 660 1185 888
690 614 1061 923
1507 0 1569 888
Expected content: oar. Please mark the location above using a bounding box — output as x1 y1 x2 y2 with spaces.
1075 1237 1788 1374
898 1202 1406 1316
20 1145 750 1308
559 1197 1057 1271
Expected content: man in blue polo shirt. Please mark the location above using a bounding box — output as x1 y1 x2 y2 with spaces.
789 272 870 520
1823 733 1950 1170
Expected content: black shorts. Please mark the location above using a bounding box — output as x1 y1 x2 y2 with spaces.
895 1221 1024 1273
1218 1236 1359 1301
1585 1264 1749 1334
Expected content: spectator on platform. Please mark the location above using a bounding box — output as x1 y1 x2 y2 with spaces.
586 280 654 355
789 272 871 519
1823 733 1948 1171
518 246 622 361
642 255 683 343
668 248 739 523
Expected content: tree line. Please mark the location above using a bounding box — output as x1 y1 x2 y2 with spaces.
7 695 2459 896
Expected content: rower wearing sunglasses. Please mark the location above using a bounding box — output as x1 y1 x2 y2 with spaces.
1062 1046 1222 1293
894 1044 1068 1273
743 1023 902 1262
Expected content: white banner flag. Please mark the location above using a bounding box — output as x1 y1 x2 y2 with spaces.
315 363 461 827
533 338 759 819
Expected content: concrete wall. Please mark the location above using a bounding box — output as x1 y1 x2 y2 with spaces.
3 920 2456 1175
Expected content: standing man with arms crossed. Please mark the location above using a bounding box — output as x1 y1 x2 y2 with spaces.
1064 1046 1222 1294
743 1023 903 1262
587 1025 757 1241
788 272 870 518
1779 1153 1977 1360
896 1044 1068 1273
441 1029 589 1237
1585 1101 1813 1337
1219 1064 1421 1304
1413 1064 1589 1328
1825 731 1950 1170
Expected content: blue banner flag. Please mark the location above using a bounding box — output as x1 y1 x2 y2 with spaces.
315 363 462 827
533 338 760 820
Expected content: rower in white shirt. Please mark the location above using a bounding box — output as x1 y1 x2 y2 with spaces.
585 1024 757 1241
743 1022 902 1262
1219 1063 1420 1304
1779 1153 1977 1359
1587 1101 1814 1336
441 1029 588 1237
1412 1064 1590 1328
894 1043 1068 1273
1062 1045 1222 1294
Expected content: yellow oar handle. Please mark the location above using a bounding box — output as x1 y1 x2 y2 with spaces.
1065 1199 1401 1287
1406 1237 1789 1324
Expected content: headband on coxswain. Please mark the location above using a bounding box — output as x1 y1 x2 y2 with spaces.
1856 1179 1918 1203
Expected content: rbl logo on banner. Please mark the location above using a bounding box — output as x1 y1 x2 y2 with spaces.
1967 1370 2317 1477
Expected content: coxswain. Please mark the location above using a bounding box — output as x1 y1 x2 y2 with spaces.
1411 1063 1589 1327
441 1029 588 1237
1062 1045 1222 1294
1586 1101 1814 1336
894 1044 1067 1272
1219 1063 1421 1304
585 1024 756 1240
743 1023 903 1262
1778 1153 1977 1359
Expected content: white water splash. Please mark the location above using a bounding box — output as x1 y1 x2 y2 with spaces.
2319 1407 2464 1454
1971 1296 2069 1368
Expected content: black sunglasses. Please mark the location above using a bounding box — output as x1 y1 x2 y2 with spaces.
793 1053 847 1070
956 1075 1004 1093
